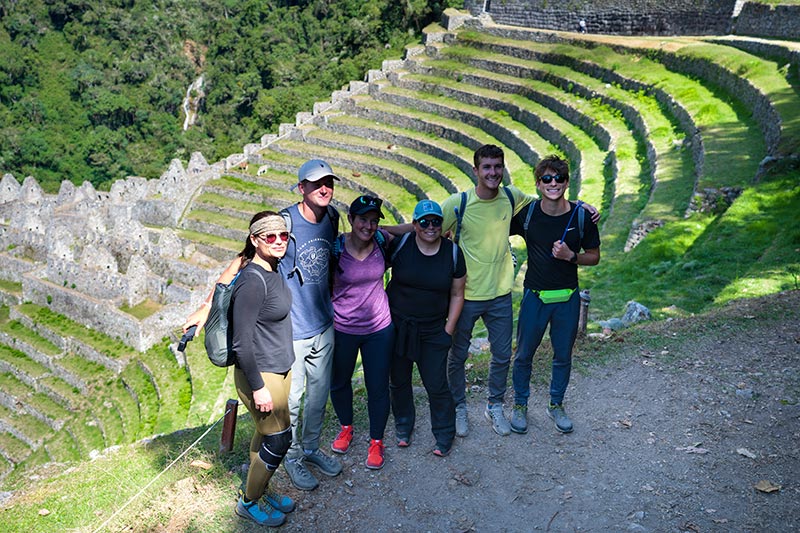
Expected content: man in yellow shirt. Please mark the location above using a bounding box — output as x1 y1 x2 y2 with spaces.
441 144 532 437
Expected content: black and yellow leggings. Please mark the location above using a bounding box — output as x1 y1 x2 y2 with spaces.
235 368 292 501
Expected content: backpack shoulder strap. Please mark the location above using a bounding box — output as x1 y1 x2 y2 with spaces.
454 191 467 244
451 241 459 272
280 209 292 234
326 205 339 234
523 200 538 234
390 232 412 264
577 202 585 240
502 186 516 213
374 230 389 266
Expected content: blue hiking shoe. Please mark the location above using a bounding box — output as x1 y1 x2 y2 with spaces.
547 403 574 433
235 496 286 527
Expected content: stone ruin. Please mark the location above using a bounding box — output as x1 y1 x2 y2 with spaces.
0 153 226 352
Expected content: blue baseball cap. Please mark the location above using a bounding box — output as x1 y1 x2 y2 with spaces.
412 199 443 221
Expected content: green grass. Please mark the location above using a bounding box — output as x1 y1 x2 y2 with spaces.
0 344 51 379
138 343 192 434
175 228 241 252
184 330 234 427
119 299 162 320
0 279 22 293
0 431 31 464
346 93 531 190
16 304 136 360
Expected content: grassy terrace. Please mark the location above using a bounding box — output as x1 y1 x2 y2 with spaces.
0 431 30 464
16 304 137 361
0 373 71 423
344 93 533 191
298 127 460 197
372 82 547 194
401 62 614 212
319 113 478 191
257 145 412 221
0 403 52 447
0 343 51 380
184 330 232 426
457 31 764 195
138 346 191 434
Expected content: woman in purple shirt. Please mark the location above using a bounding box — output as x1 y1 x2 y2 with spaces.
328 195 395 470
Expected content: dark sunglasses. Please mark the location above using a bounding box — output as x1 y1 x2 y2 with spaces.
259 232 289 244
539 174 567 184
417 217 442 229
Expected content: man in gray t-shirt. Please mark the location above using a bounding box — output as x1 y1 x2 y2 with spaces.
182 160 343 492
278 160 343 490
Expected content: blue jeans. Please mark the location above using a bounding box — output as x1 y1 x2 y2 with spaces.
513 288 580 406
330 324 395 440
447 293 513 406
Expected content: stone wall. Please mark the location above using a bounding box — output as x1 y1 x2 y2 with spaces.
463 0 736 35
735 3 800 40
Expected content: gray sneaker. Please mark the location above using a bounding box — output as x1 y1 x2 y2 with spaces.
455 403 469 437
547 403 574 433
510 404 528 434
283 457 319 491
484 403 511 436
304 448 342 477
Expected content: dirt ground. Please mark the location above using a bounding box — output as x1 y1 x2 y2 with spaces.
244 291 799 533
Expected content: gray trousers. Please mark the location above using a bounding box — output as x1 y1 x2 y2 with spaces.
287 323 335 458
447 293 513 406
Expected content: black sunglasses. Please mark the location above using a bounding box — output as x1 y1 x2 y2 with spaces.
417 217 442 229
539 174 567 184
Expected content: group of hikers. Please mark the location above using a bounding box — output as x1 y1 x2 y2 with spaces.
181 144 601 527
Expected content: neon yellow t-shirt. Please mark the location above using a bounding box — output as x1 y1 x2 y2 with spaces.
441 186 533 301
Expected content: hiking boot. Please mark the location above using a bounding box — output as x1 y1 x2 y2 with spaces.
265 488 296 514
395 430 412 448
331 425 353 454
238 482 296 512
484 403 511 436
304 448 342 477
510 404 528 434
235 497 286 527
365 439 385 470
284 456 319 491
547 403 574 433
432 443 451 457
455 403 469 437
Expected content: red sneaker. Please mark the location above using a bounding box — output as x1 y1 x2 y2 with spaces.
331 425 353 454
365 439 385 470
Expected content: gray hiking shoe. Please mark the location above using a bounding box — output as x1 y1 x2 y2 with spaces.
484 403 511 436
455 403 469 437
510 404 528 434
283 456 319 491
304 448 342 477
547 403 574 433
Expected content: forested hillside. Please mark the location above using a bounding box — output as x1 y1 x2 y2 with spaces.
0 0 456 192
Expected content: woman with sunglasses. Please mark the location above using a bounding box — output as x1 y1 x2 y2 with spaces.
230 211 296 527
386 200 466 457
328 195 396 470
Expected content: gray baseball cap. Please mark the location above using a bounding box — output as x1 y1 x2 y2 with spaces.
297 159 340 184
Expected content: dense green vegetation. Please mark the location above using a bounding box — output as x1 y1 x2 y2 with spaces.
0 0 457 191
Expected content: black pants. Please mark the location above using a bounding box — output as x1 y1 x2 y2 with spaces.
390 326 456 451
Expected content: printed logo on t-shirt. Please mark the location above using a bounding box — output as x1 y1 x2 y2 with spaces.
297 237 330 284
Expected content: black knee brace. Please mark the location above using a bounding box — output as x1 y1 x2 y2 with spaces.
258 428 291 471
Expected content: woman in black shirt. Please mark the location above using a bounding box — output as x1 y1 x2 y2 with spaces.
387 200 466 457
231 211 295 527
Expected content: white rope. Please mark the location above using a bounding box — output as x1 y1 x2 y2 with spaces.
92 405 235 533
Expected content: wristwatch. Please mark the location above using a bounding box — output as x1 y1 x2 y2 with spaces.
570 252 578 264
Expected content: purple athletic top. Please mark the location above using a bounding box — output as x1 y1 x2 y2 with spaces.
332 231 392 335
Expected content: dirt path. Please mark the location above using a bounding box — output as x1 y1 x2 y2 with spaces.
254 291 799 532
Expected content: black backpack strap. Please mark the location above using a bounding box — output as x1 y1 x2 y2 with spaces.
454 191 467 244
502 186 516 214
390 232 412 265
279 208 303 285
523 200 538 234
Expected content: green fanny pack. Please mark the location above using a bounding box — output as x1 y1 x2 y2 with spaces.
536 288 575 304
